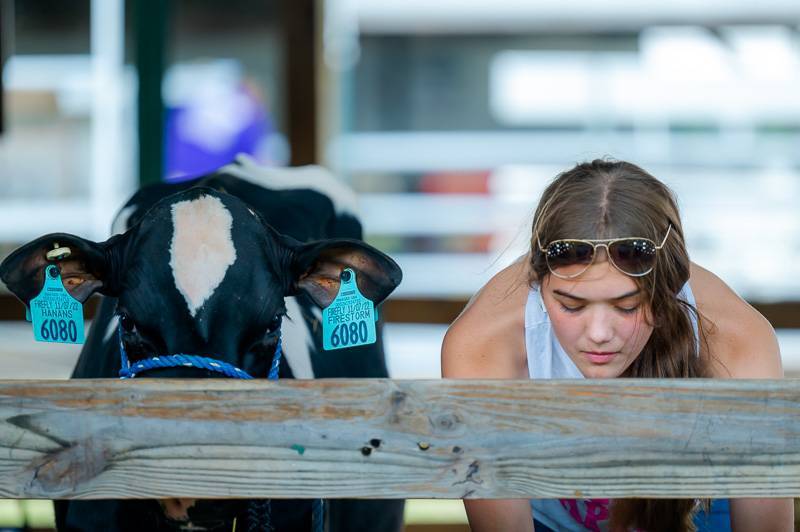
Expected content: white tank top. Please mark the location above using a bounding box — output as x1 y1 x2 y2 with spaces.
526 281 699 531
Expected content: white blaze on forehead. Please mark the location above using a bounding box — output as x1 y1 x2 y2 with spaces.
170 195 237 317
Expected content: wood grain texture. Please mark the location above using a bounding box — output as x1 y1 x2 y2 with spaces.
1 379 798 499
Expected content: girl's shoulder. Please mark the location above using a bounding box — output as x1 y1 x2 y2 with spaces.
689 262 782 378
441 258 530 379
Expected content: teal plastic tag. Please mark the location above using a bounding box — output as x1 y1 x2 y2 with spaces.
322 268 377 351
29 265 85 344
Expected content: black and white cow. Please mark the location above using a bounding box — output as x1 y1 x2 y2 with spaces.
0 156 405 532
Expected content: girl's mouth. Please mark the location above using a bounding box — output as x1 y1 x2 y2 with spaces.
584 351 618 364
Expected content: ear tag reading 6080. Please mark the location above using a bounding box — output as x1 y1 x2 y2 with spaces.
30 265 85 344
322 268 377 351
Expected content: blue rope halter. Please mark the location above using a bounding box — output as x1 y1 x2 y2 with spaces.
115 317 324 531
117 322 282 380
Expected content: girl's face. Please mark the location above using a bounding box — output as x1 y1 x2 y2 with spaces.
541 259 653 379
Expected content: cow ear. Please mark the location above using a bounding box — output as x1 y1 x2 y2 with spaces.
287 238 402 308
0 232 127 305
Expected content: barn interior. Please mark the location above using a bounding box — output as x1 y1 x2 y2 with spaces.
1 1 800 530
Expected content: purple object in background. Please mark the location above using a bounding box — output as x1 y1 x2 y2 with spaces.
164 81 274 182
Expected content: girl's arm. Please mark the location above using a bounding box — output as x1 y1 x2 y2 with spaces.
441 262 535 531
691 263 795 531
463 499 536 532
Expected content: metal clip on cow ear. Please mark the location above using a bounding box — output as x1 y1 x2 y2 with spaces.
45 242 72 262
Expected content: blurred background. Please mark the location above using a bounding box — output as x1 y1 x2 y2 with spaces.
1 0 799 530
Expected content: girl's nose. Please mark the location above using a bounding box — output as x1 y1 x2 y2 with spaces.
586 309 615 345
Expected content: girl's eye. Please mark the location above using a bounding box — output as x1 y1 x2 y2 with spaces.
618 306 640 314
560 304 584 314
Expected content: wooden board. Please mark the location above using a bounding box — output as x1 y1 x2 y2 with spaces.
1 379 798 499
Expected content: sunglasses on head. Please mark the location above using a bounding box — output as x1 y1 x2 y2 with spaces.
537 225 672 279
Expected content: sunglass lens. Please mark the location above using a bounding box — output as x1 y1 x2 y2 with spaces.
545 241 595 277
609 239 657 275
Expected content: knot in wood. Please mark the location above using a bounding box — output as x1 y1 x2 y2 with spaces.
433 412 461 432
390 390 406 408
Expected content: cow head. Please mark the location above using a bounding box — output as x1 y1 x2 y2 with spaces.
0 187 401 378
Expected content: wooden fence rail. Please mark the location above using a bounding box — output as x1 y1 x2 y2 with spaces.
1 379 798 500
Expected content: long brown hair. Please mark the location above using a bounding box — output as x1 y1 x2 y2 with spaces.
529 159 708 532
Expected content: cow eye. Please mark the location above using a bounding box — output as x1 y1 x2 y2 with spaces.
120 313 135 332
266 315 282 334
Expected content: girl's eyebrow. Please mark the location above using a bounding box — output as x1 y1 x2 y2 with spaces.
552 289 641 303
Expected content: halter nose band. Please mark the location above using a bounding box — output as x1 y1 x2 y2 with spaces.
117 321 282 380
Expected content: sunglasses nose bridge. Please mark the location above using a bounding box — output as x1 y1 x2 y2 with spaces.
593 242 610 262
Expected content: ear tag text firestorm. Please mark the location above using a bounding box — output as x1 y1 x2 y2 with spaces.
322 268 377 350
30 265 85 344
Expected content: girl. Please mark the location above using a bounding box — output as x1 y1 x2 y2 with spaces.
441 160 793 532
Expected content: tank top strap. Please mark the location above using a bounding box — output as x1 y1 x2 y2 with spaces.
525 284 583 379
677 281 701 356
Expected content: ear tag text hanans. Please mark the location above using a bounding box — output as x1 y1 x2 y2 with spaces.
30 265 85 344
322 268 377 350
